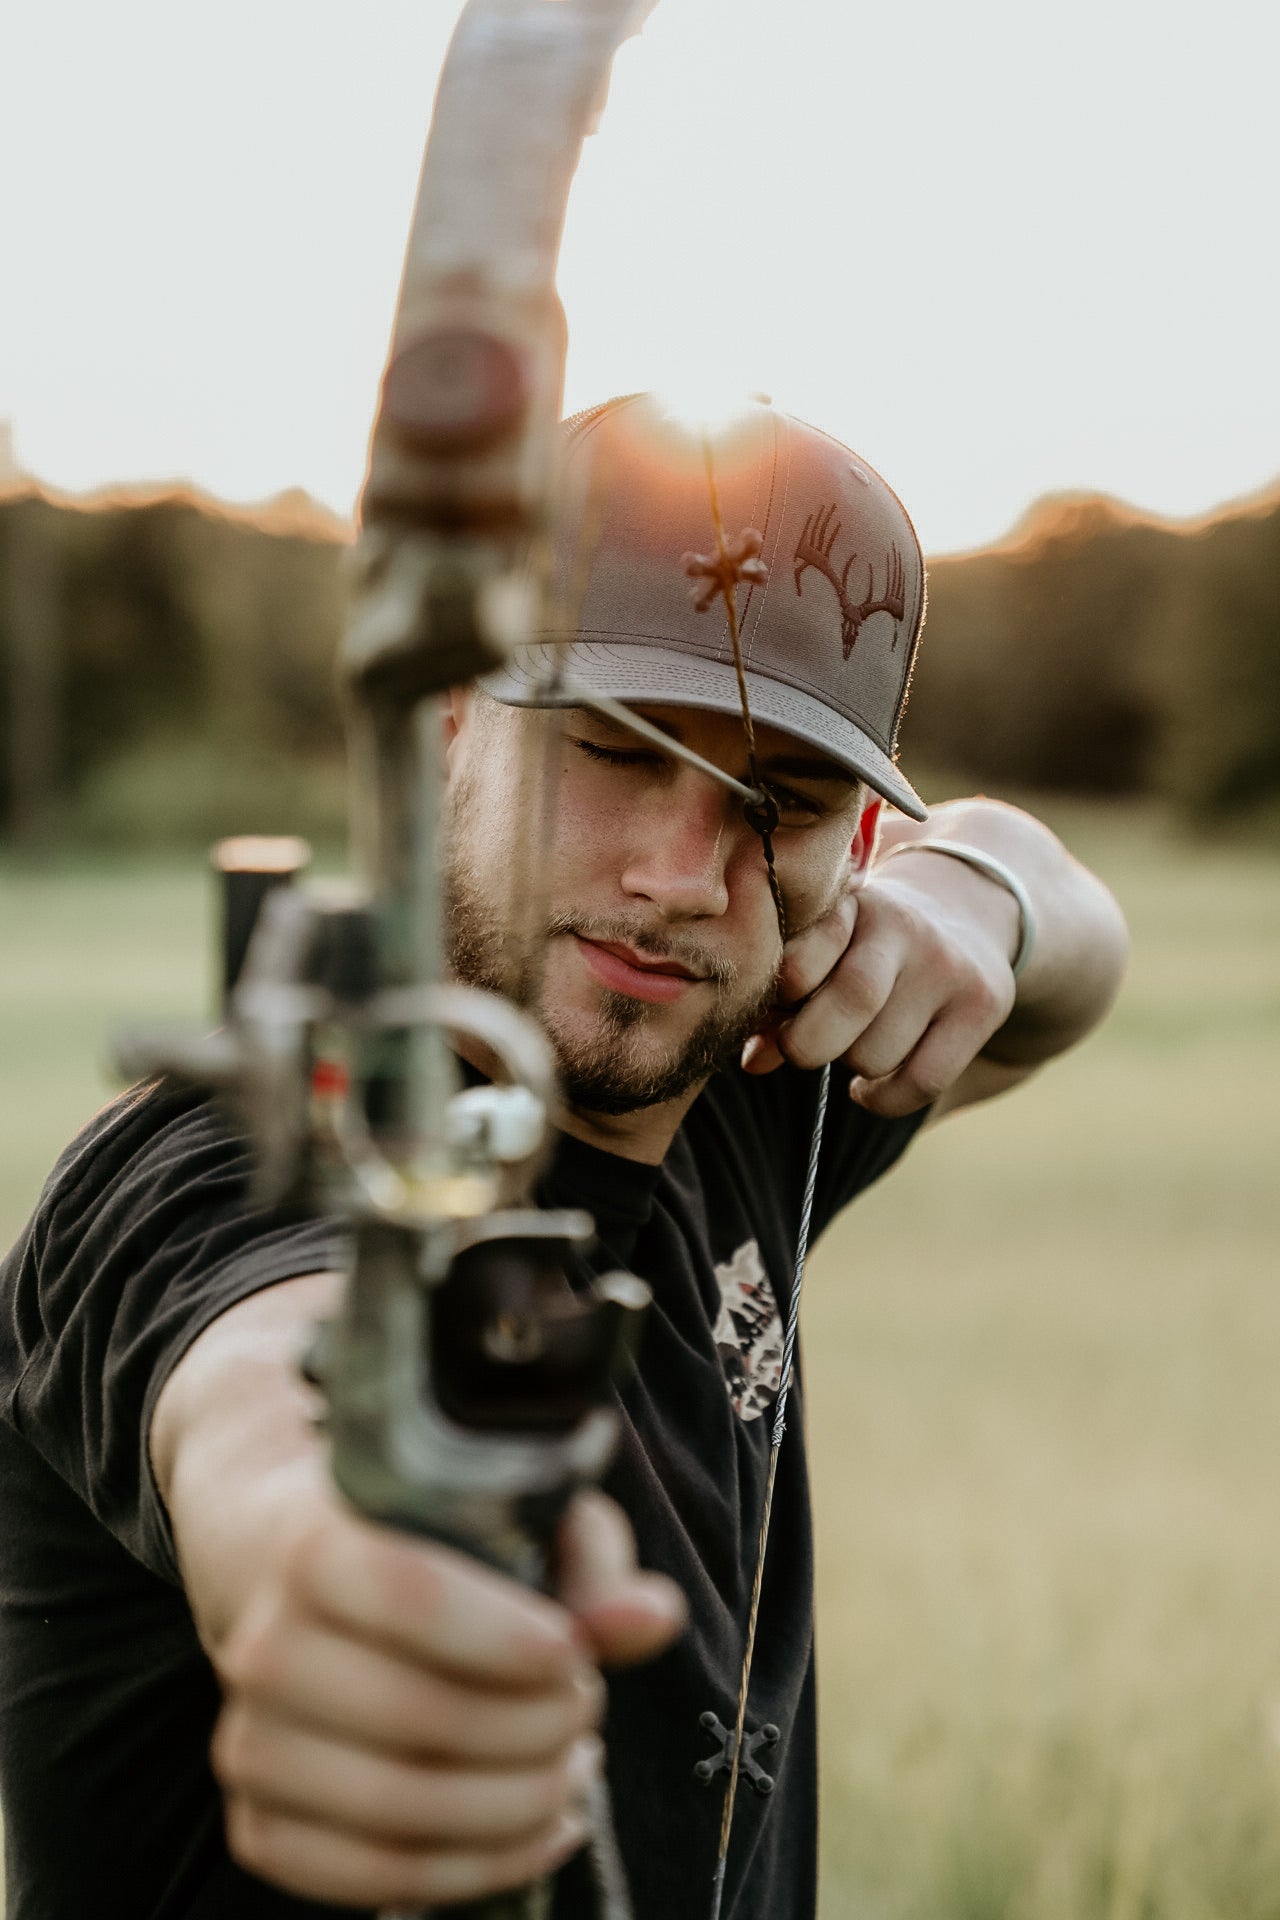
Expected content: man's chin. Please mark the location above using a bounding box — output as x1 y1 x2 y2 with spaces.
544 990 771 1118
552 1044 725 1118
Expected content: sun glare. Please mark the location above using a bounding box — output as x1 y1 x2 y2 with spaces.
651 381 769 447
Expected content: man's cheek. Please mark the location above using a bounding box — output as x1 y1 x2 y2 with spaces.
788 840 859 929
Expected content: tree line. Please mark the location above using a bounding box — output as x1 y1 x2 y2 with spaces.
906 488 1280 819
2 478 1277 848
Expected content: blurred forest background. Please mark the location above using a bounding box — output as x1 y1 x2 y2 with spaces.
2 469 1279 849
1 473 1279 1920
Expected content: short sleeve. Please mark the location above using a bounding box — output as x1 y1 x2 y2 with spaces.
810 1064 931 1231
703 1060 929 1248
0 1082 347 1582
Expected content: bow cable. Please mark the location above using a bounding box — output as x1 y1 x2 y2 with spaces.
700 434 789 946
698 432 831 1920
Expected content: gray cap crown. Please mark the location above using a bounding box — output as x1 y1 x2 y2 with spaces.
486 394 928 819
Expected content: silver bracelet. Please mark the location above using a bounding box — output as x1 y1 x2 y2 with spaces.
875 839 1036 979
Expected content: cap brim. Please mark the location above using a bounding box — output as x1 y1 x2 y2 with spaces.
482 641 929 822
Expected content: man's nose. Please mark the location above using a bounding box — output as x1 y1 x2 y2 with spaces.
618 776 735 919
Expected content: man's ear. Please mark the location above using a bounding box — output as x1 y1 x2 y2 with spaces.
442 685 472 765
849 796 883 882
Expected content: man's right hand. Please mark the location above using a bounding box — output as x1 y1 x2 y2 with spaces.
151 1276 685 1911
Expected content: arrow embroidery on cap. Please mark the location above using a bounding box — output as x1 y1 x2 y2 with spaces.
793 502 906 658
682 526 770 610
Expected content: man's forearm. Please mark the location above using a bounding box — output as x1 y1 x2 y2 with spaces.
149 1271 343 1655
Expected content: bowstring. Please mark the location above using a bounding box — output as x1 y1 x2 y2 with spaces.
701 433 831 1920
700 437 788 946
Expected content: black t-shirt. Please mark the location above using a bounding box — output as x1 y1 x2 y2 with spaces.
0 1068 925 1920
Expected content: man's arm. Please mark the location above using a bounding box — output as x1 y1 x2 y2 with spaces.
150 1274 684 1910
873 798 1128 1116
743 795 1128 1119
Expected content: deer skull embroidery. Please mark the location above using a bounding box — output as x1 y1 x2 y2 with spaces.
793 503 906 658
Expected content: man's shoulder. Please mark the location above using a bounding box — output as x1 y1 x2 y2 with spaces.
52 1078 215 1182
1 1079 341 1367
5 1082 231 1271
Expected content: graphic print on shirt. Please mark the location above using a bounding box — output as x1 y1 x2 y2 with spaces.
711 1238 784 1422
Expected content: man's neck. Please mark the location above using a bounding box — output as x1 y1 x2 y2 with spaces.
452 1032 705 1166
557 1080 706 1165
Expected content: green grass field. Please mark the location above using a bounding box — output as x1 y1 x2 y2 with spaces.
1 805 1278 1916
807 806 1280 1918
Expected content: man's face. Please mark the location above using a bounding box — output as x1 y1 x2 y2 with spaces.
445 694 871 1115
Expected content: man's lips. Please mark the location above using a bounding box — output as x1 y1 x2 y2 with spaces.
572 935 706 1004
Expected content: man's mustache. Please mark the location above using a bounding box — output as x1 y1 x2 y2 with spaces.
544 911 744 991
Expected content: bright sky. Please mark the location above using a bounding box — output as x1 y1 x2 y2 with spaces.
1 0 1276 555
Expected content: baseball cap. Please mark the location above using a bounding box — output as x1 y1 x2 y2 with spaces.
483 393 928 820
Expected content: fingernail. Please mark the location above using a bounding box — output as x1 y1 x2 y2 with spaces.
740 1035 763 1069
568 1735 604 1795
651 1578 689 1631
545 1808 590 1866
517 1603 576 1656
573 1667 607 1726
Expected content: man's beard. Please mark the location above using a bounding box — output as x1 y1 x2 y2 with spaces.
446 852 779 1117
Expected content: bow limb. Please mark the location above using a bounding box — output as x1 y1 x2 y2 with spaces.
342 0 658 1157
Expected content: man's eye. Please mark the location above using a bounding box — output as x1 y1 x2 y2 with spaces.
571 738 660 769
763 782 824 825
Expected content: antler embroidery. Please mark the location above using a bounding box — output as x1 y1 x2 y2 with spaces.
792 502 905 658
682 526 769 611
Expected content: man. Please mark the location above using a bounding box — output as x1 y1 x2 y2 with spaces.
0 396 1127 1918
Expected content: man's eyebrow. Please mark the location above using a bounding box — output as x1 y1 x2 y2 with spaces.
565 705 644 735
757 752 854 786
571 707 685 747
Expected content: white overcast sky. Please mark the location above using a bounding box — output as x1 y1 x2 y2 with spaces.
0 0 1275 555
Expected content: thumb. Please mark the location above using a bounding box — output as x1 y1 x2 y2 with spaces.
742 889 860 1076
557 1492 686 1667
